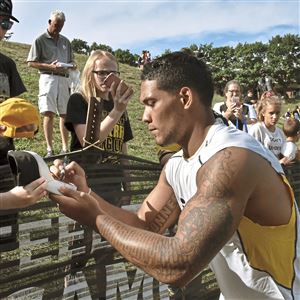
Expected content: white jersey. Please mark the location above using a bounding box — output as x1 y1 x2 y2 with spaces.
165 120 300 299
248 122 286 158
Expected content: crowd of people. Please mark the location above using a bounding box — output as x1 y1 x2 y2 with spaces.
1 1 300 300
212 81 300 166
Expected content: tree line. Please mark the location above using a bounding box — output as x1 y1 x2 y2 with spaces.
71 34 299 97
71 39 138 66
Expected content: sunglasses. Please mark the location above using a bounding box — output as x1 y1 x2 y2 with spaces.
0 19 13 30
92 70 120 77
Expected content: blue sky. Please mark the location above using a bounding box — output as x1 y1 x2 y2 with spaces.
9 0 300 57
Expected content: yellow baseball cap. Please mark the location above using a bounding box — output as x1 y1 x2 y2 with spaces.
0 98 40 138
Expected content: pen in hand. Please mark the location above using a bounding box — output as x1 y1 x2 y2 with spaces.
60 155 69 181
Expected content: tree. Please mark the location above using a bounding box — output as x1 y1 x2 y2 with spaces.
71 38 89 54
162 49 172 55
209 46 235 95
90 43 113 53
114 49 136 66
267 34 300 96
233 42 268 95
196 43 213 64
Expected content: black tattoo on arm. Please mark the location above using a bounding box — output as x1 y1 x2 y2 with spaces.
96 149 240 286
175 149 238 276
149 195 179 233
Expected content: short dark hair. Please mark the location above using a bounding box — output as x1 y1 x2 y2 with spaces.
141 51 214 106
283 118 300 137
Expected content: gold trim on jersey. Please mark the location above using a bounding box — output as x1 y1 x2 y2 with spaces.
238 175 296 288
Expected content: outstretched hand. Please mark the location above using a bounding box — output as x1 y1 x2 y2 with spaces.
1 177 47 209
50 187 101 231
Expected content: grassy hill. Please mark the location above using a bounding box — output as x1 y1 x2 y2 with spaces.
1 40 298 161
0 40 158 161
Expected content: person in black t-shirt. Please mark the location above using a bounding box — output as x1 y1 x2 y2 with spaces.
0 0 27 165
65 50 133 155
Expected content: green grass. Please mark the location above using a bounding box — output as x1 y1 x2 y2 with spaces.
1 40 157 161
1 40 300 160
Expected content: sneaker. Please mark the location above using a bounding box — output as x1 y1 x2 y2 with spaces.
45 150 54 158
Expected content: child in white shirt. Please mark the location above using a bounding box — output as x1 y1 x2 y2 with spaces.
280 118 300 165
249 96 285 159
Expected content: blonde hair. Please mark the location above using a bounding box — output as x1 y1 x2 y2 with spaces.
79 50 118 102
256 96 282 122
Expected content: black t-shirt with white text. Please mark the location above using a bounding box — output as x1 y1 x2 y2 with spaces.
65 93 133 153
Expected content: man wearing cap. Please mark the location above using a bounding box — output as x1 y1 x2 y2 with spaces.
0 0 27 165
0 98 40 138
27 10 76 157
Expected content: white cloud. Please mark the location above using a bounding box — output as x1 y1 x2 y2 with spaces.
11 0 299 55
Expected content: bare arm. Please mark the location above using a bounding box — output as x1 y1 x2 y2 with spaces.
52 149 255 286
279 156 290 165
73 110 130 147
73 83 133 147
27 60 69 73
0 178 47 210
93 149 252 286
50 160 180 232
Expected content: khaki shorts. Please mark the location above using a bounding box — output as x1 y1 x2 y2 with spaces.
38 74 70 115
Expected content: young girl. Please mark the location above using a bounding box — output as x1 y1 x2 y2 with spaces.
249 96 286 159
64 50 134 298
65 50 134 153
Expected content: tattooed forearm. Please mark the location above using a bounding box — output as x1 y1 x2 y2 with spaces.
149 195 178 233
96 148 243 286
97 214 187 284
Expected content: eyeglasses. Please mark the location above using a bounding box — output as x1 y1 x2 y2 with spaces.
228 90 240 94
0 19 13 30
92 70 120 77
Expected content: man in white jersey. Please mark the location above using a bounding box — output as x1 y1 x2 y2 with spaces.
50 52 300 299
